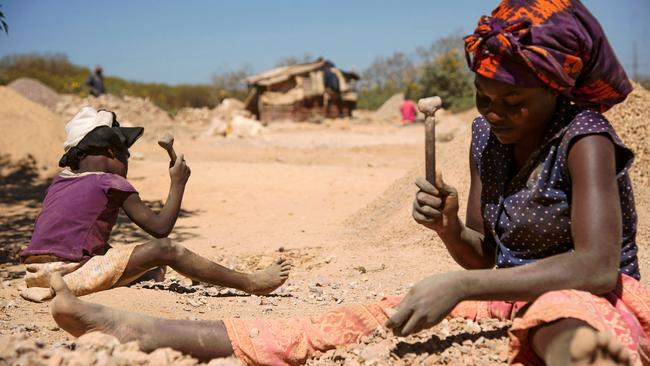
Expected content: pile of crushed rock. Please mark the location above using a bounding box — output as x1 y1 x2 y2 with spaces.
309 317 511 365
55 94 176 141
606 82 650 187
7 78 61 110
0 332 240 366
0 319 510 366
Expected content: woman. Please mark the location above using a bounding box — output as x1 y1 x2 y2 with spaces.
48 0 649 365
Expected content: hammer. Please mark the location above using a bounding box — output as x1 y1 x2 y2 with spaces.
417 96 442 185
158 133 177 166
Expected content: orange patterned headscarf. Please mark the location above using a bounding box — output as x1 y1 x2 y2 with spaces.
464 0 631 112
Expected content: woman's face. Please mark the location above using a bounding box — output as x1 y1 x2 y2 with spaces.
474 74 558 145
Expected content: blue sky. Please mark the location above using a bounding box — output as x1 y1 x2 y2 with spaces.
1 1 648 85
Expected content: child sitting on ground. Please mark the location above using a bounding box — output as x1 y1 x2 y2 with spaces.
20 107 290 302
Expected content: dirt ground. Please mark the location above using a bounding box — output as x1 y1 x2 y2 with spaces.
1 107 649 365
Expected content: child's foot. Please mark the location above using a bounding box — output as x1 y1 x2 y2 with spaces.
50 273 142 342
244 258 291 295
569 326 631 365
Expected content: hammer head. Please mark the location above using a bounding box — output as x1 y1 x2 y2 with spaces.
417 96 442 116
157 133 174 150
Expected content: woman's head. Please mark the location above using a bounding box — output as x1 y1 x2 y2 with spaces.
464 0 631 113
474 74 558 145
59 107 143 177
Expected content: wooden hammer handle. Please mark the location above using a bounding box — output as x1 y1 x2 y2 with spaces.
418 96 442 185
425 117 436 184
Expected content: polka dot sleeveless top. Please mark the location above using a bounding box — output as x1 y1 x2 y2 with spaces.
470 98 640 279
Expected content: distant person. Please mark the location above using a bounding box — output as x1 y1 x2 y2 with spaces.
86 65 105 97
323 61 344 118
399 96 418 125
19 107 290 302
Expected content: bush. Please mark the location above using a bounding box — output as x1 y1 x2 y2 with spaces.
357 34 476 113
0 54 240 113
418 49 475 112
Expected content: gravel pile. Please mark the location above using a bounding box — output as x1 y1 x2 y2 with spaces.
55 93 176 141
308 317 511 365
175 107 214 125
606 82 650 187
0 332 241 366
7 77 61 110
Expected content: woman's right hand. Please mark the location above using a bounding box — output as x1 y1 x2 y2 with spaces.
169 153 191 186
412 172 459 234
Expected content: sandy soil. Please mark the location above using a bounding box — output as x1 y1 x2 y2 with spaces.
1 108 649 365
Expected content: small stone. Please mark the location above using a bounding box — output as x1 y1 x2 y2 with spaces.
308 285 323 295
76 331 121 351
249 328 260 338
148 347 183 364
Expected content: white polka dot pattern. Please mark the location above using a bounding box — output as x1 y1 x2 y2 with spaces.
469 98 639 279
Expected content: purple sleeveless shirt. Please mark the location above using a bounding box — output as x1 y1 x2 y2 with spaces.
470 98 640 279
21 171 137 262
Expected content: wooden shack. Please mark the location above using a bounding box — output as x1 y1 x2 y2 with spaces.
244 59 359 123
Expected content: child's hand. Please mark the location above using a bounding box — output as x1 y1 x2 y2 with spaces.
412 172 459 234
169 153 191 186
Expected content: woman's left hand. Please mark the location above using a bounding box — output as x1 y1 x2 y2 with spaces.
385 272 465 336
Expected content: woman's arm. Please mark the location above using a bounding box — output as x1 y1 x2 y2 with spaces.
389 135 621 335
459 134 621 300
413 150 495 269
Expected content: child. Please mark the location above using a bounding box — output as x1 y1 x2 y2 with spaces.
48 1 650 365
20 107 290 302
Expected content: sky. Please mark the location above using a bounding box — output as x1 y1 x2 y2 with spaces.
1 0 648 85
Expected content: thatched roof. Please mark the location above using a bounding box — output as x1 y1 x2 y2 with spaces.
245 59 359 87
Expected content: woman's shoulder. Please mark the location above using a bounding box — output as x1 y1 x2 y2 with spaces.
470 116 491 167
561 108 627 149
471 115 491 145
559 107 634 178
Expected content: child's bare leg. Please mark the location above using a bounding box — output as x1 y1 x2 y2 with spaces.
50 273 234 361
531 318 631 365
119 239 290 295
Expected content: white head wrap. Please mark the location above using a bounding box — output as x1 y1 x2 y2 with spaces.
63 107 115 152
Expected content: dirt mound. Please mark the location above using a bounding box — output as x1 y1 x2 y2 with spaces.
55 94 177 142
606 82 650 187
0 86 65 177
343 112 473 249
373 93 404 121
175 107 213 125
7 77 61 110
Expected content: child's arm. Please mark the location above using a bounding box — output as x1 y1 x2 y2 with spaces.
118 154 191 238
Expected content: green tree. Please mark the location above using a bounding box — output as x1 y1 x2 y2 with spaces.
418 49 475 112
416 34 475 112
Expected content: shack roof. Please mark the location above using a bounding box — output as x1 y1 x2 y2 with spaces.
245 59 359 87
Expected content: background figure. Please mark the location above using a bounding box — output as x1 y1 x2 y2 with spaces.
323 61 343 118
86 65 105 97
399 95 418 125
